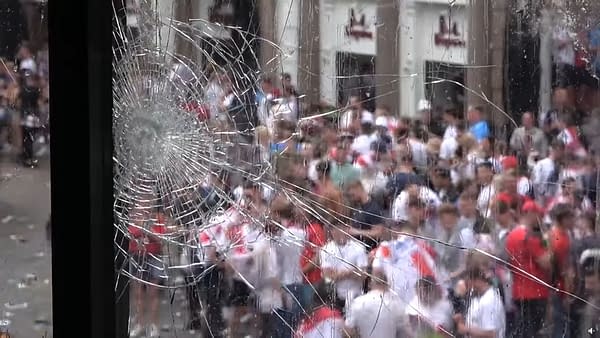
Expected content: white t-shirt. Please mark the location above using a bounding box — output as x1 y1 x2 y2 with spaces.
320 240 368 301
406 296 454 335
351 134 378 156
253 238 283 313
340 109 371 130
345 289 408 338
465 287 506 338
227 223 267 285
517 176 533 197
531 157 557 201
477 184 495 217
372 237 445 304
553 26 575 65
392 186 441 222
409 139 428 171
232 185 274 203
277 223 307 285
197 208 240 263
297 309 345 338
440 136 458 160
443 125 458 140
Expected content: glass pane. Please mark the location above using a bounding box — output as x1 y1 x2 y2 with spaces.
0 0 51 337
113 0 600 337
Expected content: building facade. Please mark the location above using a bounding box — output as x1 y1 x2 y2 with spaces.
269 0 474 117
168 0 505 120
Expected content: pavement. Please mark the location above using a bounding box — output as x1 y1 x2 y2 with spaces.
0 145 263 338
0 151 52 338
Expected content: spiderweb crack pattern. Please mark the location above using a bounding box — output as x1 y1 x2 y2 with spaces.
110 1 600 338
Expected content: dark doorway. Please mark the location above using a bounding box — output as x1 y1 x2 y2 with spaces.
198 0 259 83
506 7 540 122
424 61 465 119
336 52 376 111
0 0 27 59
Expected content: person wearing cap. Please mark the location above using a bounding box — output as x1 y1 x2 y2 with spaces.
392 181 441 225
453 264 506 338
504 200 552 338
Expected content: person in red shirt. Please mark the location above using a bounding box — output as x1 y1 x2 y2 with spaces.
505 200 552 338
299 206 327 311
548 203 576 338
128 204 171 337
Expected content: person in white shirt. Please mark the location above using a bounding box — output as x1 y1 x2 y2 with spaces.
320 224 368 311
442 106 459 140
270 196 307 335
392 183 441 223
223 181 267 337
254 215 284 337
476 162 496 217
531 139 565 206
454 265 506 338
406 276 454 337
339 95 372 134
440 134 459 162
552 24 576 89
295 283 345 338
351 114 378 156
353 140 391 198
345 271 410 338
373 199 447 305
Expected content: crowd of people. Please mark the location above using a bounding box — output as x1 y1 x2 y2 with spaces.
0 41 49 168
125 64 600 338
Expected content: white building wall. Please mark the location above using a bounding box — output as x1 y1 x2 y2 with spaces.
401 1 468 116
399 0 418 117
275 0 300 83
320 0 337 105
273 0 470 111
320 0 377 105
155 0 176 58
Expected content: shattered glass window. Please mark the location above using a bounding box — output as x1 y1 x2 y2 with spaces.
111 0 600 338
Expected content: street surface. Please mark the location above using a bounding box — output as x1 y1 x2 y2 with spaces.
0 154 52 338
0 152 210 338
